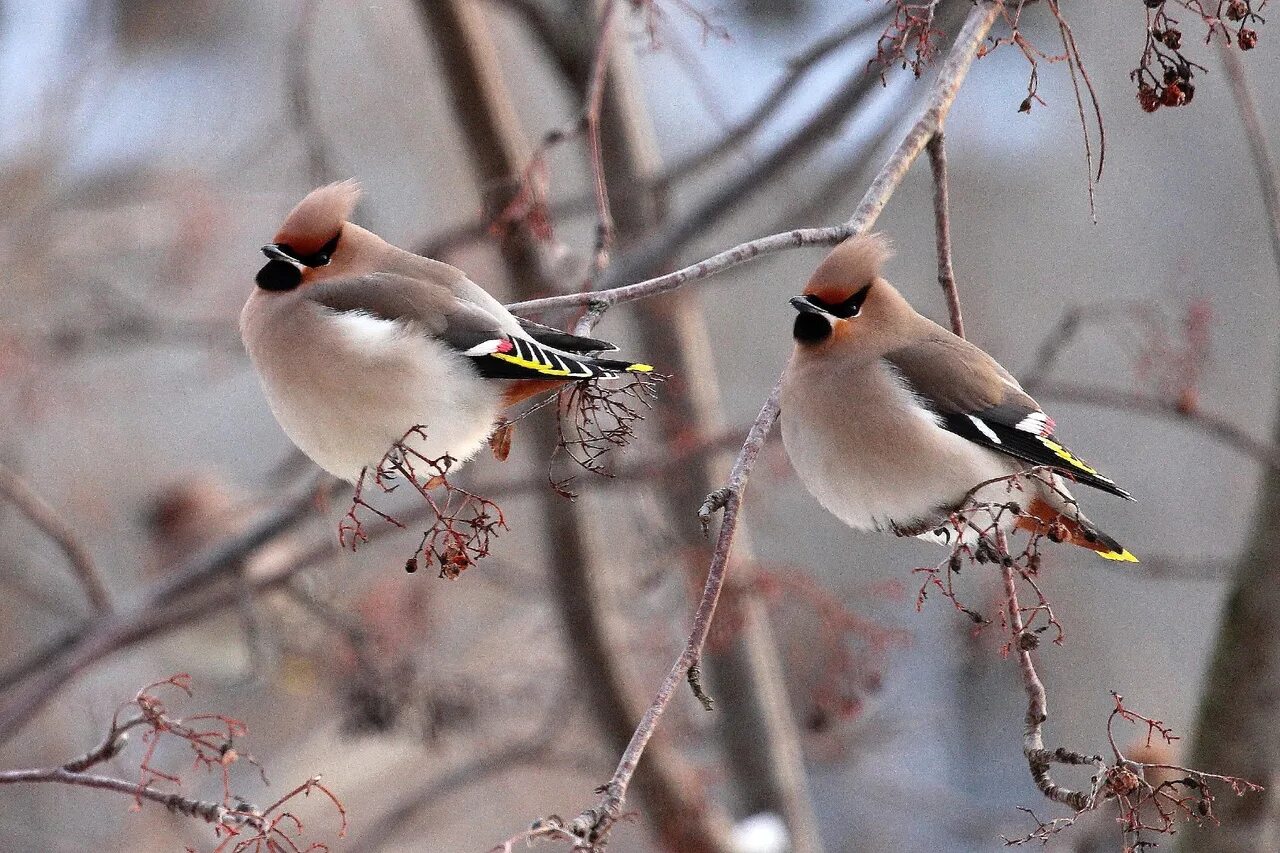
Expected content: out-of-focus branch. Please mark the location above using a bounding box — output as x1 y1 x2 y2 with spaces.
584 0 619 264
286 0 335 185
927 131 964 338
419 9 884 260
0 461 111 613
0 481 328 744
1218 37 1280 283
559 5 1004 845
416 2 735 850
1034 382 1280 473
589 63 883 299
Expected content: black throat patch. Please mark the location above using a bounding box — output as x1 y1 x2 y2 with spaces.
793 311 832 344
256 260 303 292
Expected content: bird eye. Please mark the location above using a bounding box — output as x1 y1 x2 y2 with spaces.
256 260 303 292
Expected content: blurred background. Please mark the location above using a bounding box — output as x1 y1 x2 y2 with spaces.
0 1 1277 851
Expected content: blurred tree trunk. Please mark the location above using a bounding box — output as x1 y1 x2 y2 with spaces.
416 2 735 850
524 3 824 849
1180 409 1280 852
1181 51 1280 853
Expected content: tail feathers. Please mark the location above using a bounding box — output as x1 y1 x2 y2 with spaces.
587 356 653 376
1016 498 1139 563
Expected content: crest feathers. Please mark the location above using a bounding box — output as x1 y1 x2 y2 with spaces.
273 179 362 255
805 232 893 304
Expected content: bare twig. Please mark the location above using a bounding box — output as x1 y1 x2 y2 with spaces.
0 767 233 822
568 379 784 846
509 0 1001 322
996 529 1102 812
926 131 963 338
0 461 111 613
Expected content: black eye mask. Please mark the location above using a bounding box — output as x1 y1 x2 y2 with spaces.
256 260 303 291
806 281 874 318
281 232 341 268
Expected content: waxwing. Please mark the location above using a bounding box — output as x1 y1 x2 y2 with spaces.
779 234 1136 561
240 181 651 483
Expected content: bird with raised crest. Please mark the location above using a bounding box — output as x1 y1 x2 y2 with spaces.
780 234 1137 562
240 181 652 484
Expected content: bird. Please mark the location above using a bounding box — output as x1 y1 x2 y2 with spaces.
240 180 652 484
779 233 1137 562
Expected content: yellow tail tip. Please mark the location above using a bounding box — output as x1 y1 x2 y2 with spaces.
626 363 654 373
1098 549 1140 563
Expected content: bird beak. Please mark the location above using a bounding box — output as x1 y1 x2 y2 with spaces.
790 295 828 315
262 244 304 270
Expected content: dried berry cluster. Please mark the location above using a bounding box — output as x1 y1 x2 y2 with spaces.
1134 0 1266 113
339 427 507 579
874 2 945 79
550 372 662 497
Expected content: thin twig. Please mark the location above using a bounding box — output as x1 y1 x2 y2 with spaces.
0 461 112 613
926 131 964 338
509 0 1000 321
570 380 783 844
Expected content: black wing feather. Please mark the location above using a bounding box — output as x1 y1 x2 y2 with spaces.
516 318 618 353
939 413 1134 501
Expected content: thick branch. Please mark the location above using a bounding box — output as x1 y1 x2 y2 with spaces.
0 461 112 613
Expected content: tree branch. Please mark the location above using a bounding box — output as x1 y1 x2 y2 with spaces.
0 461 112 614
996 530 1101 813
1034 382 1280 473
558 4 1004 844
927 131 964 338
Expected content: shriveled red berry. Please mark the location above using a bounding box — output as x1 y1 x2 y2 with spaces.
1239 28 1258 50
1163 82 1186 107
1137 85 1161 113
1227 1 1248 22
1162 28 1182 49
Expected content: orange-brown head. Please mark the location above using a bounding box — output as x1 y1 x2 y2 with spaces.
790 233 917 358
256 180 362 292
